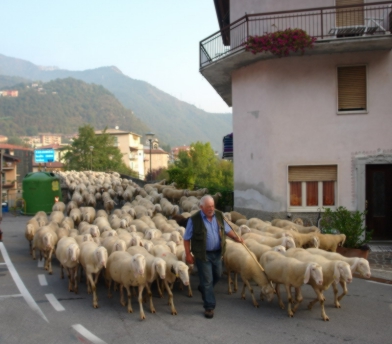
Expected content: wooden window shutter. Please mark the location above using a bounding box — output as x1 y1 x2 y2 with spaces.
288 165 337 182
338 66 366 111
336 0 364 27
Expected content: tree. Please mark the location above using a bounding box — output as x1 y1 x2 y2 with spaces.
62 125 133 174
167 141 233 190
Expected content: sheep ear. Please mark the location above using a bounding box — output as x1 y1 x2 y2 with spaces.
304 264 311 284
334 263 341 283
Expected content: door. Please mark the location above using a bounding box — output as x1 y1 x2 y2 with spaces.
366 164 392 240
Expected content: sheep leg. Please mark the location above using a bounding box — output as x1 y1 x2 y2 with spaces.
156 278 163 298
60 264 65 280
332 281 341 308
292 287 304 313
107 278 113 298
285 284 294 317
73 267 79 294
163 279 177 315
32 243 36 260
241 278 259 308
337 281 348 305
227 269 233 295
308 288 329 321
87 273 99 308
47 249 54 275
187 280 193 298
124 285 133 313
29 241 32 255
137 285 146 320
146 283 156 314
233 272 238 292
274 283 285 309
120 285 127 307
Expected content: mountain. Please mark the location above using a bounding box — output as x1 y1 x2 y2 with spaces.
0 78 150 137
0 54 232 151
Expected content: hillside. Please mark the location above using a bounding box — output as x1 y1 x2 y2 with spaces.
0 78 150 137
0 54 232 151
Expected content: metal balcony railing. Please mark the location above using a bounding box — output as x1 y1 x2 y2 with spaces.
200 1 392 68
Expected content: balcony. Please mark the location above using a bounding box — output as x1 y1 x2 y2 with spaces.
129 154 137 160
200 1 392 106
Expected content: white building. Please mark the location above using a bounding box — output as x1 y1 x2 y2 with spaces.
201 0 392 240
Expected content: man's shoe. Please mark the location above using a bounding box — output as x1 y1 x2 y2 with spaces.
204 309 214 319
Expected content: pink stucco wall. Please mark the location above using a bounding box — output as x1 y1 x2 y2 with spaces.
230 0 384 23
232 50 392 212
230 0 335 23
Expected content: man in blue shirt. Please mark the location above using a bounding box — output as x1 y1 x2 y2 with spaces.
184 195 243 319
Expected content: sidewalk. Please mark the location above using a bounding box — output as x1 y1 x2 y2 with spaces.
367 248 392 283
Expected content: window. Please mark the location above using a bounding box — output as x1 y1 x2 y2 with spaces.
336 0 364 28
337 65 367 113
288 165 337 210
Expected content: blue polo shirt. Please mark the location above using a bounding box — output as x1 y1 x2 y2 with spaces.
183 211 231 251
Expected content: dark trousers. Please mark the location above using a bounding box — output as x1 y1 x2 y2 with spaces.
195 250 222 310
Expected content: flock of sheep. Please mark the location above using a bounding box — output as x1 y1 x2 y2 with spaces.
24 170 371 321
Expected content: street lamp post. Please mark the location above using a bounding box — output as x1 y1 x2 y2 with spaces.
145 132 155 181
89 146 94 171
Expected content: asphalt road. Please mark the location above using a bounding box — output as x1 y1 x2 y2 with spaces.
0 214 391 344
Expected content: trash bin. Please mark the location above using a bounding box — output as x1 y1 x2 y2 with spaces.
2 202 8 213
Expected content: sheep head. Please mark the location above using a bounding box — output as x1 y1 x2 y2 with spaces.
95 247 108 269
132 254 146 276
305 262 323 285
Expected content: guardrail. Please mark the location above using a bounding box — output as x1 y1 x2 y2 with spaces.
200 1 392 68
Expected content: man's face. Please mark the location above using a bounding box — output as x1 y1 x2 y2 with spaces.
200 198 215 217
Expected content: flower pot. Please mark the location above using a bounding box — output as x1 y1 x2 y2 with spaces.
336 246 370 260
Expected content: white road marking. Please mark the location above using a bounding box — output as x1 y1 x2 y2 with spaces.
38 274 48 286
0 294 23 299
45 293 65 311
72 324 107 344
0 242 49 322
0 262 6 265
367 280 392 287
37 259 44 268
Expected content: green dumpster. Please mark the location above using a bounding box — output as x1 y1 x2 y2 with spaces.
22 172 62 215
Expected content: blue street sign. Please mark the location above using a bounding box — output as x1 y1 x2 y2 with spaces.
34 149 56 163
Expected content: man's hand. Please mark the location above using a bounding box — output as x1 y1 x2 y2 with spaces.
185 253 194 265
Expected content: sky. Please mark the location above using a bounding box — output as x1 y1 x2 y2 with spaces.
1 0 231 114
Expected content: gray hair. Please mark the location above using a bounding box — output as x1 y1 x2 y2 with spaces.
199 195 214 206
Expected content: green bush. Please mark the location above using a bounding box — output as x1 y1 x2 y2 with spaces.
320 206 372 249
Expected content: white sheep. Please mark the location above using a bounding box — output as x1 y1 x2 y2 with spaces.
52 201 66 213
315 233 346 252
79 241 108 308
32 223 59 274
105 251 149 319
127 245 167 304
307 248 371 308
223 242 275 307
242 233 296 250
81 206 96 224
70 208 82 226
151 244 190 315
49 210 65 225
260 250 323 317
55 236 80 293
272 219 320 234
244 238 286 260
285 248 352 321
25 217 40 255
